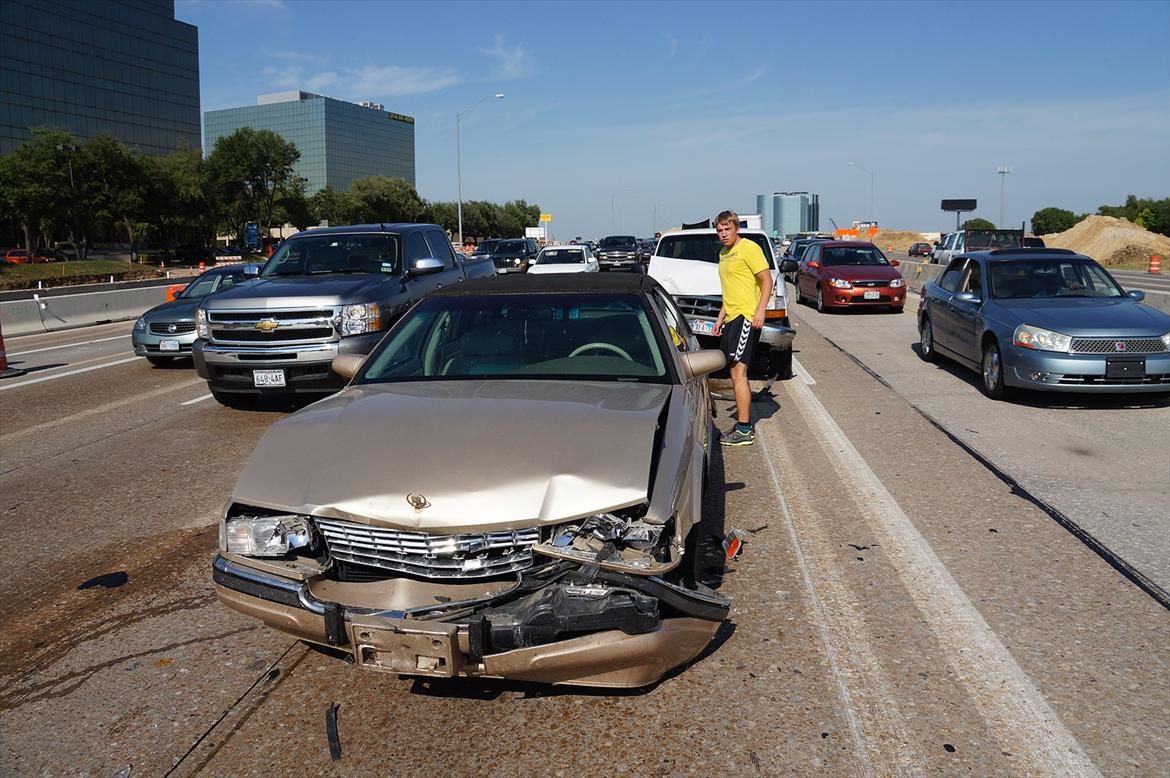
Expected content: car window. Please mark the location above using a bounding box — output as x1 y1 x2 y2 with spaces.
652 289 694 353
537 249 586 265
821 246 889 267
938 259 965 292
990 259 1124 299
495 240 527 254
358 293 670 383
961 261 983 296
261 234 400 276
804 244 820 263
424 230 456 268
599 236 638 249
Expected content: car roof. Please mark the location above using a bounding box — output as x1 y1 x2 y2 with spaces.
818 240 879 249
960 248 1086 262
432 273 659 297
539 244 588 251
659 228 769 237
289 223 439 237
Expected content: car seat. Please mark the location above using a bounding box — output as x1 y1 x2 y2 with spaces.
443 329 527 376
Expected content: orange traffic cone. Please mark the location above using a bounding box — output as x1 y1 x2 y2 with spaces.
0 320 28 379
198 261 206 272
1149 255 1162 274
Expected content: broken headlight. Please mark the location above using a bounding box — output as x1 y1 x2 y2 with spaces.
542 511 675 573
224 514 315 557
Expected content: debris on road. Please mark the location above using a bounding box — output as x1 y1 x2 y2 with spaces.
77 571 128 589
326 703 342 761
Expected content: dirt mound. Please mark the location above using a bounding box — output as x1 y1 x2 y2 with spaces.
871 229 930 253
1041 215 1170 267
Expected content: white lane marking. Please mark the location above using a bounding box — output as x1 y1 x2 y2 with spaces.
0 356 142 392
9 334 127 357
756 430 878 778
0 378 205 443
181 393 213 406
782 376 1102 776
791 356 816 385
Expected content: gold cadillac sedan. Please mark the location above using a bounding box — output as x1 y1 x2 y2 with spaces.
213 273 730 688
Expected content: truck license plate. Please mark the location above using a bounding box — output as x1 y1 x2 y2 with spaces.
689 318 716 335
253 369 286 387
863 290 881 300
158 339 180 351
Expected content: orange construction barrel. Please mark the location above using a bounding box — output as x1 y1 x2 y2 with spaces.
1149 255 1162 274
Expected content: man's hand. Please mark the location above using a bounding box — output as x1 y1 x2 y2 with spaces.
712 316 725 336
751 310 765 329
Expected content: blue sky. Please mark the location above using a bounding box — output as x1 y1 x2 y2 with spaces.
177 0 1170 238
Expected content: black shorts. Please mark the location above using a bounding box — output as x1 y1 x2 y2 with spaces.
720 315 761 366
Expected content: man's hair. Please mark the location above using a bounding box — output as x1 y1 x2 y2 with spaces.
714 210 739 227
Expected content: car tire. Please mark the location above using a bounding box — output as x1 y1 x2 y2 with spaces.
815 285 828 314
980 340 1011 400
774 348 793 380
145 356 173 367
211 389 254 409
919 317 938 362
890 305 904 314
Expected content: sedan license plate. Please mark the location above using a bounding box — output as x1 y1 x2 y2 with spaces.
158 339 180 352
253 369 286 387
689 318 716 335
1106 359 1145 379
863 290 881 300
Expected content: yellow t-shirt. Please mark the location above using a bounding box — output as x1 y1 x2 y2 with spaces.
718 237 770 320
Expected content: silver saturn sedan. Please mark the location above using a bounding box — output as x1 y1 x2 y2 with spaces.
919 248 1170 398
213 273 732 688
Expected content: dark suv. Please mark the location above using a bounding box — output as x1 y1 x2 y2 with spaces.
490 238 539 273
596 235 640 271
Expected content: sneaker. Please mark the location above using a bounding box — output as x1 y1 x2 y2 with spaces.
720 426 755 447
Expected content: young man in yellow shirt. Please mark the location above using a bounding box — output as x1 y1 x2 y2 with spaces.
711 210 773 446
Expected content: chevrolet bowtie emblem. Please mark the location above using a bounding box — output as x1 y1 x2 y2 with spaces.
407 493 430 512
255 318 279 332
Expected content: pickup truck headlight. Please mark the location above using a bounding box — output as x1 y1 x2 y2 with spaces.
134 317 146 332
195 308 210 338
828 278 853 289
224 514 314 557
1014 324 1072 352
340 303 382 336
889 277 905 288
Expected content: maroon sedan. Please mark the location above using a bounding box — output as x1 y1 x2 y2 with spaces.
795 241 906 313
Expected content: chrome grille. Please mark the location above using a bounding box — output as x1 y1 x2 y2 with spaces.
1055 373 1170 386
211 327 333 342
314 517 540 579
149 321 196 334
208 310 333 323
1069 338 1166 355
674 296 722 317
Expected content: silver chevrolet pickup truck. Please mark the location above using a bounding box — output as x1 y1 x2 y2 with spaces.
648 227 798 381
193 223 494 407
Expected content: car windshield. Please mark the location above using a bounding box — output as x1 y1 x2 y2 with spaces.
600 237 637 249
821 247 889 267
967 230 1022 250
654 234 775 268
259 234 400 276
473 240 499 254
358 293 669 384
537 249 586 265
495 240 528 253
990 259 1124 299
181 271 239 298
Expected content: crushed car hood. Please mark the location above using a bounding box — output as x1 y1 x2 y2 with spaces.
233 380 672 532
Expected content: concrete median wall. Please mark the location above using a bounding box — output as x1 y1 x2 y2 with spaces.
0 285 168 336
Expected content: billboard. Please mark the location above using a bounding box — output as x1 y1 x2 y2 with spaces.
941 199 977 212
525 227 546 239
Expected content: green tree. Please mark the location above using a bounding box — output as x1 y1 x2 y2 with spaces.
79 134 147 254
309 186 357 226
1030 207 1080 236
207 128 301 245
961 217 996 230
347 176 425 223
275 178 315 231
0 127 83 253
423 200 458 234
1098 195 1170 237
149 147 217 253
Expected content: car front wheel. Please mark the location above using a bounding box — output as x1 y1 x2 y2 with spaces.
146 356 173 367
815 285 828 313
980 340 1010 400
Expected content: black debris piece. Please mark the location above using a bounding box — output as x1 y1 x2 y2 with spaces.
988 528 999 533
77 571 128 590
326 703 342 761
847 544 870 551
747 524 769 534
943 743 956 753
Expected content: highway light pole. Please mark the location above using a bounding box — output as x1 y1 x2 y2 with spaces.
56 143 80 258
456 92 504 247
848 161 875 223
997 165 1012 228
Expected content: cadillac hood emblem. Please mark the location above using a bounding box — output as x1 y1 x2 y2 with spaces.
406 493 430 512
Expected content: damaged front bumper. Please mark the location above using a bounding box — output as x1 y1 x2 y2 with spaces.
213 553 729 688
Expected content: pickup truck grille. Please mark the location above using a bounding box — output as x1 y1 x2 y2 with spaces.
208 310 333 322
211 327 334 342
493 257 521 270
314 517 540 579
673 296 723 318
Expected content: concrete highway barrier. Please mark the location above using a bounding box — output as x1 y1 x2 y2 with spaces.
0 285 167 336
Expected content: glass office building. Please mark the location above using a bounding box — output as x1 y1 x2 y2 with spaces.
756 192 821 238
0 0 201 156
204 92 416 195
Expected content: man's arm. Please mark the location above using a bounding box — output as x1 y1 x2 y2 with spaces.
713 302 727 336
751 269 773 329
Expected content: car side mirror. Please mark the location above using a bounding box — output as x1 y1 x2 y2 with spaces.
778 258 798 273
242 263 261 277
408 257 444 277
331 354 365 379
1126 289 1146 301
681 349 727 380
954 291 982 304
889 259 900 267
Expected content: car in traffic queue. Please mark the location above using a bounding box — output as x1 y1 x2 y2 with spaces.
918 248 1170 399
471 239 501 262
908 242 933 258
781 235 832 284
526 244 600 274
132 263 260 365
212 273 732 688
596 235 641 271
487 237 540 274
637 239 656 264
794 241 906 313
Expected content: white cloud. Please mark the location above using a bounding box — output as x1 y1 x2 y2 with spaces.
346 65 460 97
478 34 532 79
261 65 302 89
665 35 679 61
304 71 339 90
733 66 766 88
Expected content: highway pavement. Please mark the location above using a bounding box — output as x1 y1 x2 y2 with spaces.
0 316 1167 776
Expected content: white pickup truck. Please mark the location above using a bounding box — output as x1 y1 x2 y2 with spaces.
648 227 798 381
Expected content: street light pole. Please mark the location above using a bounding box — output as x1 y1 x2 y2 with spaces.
56 143 80 257
848 161 874 223
997 165 1012 228
456 93 504 247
